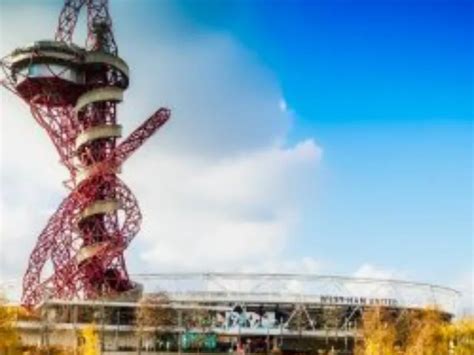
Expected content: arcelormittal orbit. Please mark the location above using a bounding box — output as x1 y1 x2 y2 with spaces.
0 0 170 308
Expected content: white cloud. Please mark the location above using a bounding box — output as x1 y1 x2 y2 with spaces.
126 139 321 272
120 32 293 159
0 1 323 292
353 263 398 280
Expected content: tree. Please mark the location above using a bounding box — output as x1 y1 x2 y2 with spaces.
355 307 396 355
403 307 448 355
0 294 22 354
356 306 474 355
135 292 176 351
446 317 474 354
182 307 214 353
79 324 100 355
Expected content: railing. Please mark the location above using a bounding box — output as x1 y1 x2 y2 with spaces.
132 272 460 315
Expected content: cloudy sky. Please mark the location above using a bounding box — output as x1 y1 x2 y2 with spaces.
0 0 472 312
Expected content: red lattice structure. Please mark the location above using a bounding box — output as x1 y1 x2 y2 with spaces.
0 0 170 308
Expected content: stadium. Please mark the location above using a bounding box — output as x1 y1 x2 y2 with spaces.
13 272 459 353
0 1 467 354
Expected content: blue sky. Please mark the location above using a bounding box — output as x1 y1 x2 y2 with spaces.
151 0 473 283
0 0 472 309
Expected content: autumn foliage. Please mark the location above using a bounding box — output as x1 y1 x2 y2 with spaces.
79 324 100 355
1 294 473 354
356 306 474 355
0 296 21 353
355 307 397 354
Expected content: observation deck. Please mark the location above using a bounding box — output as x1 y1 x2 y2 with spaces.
4 40 129 105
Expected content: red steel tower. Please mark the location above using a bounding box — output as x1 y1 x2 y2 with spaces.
0 0 170 308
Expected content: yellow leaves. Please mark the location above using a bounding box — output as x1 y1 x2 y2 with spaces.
135 292 177 345
445 317 474 355
355 307 397 355
404 307 447 355
356 307 474 355
0 296 22 351
79 324 100 355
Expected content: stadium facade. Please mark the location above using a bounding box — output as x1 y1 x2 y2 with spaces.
13 272 459 354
